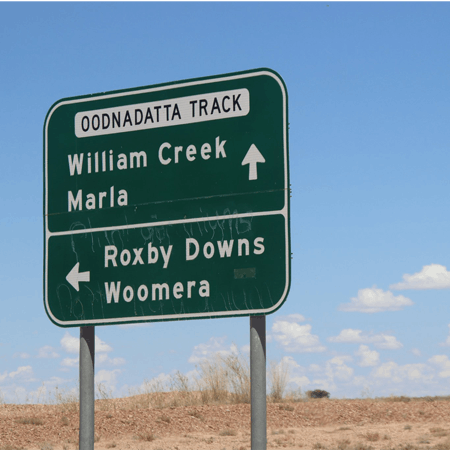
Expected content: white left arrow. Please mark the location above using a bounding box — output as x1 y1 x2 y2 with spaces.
66 262 90 292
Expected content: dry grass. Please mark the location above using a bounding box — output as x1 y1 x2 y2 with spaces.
0 447 25 450
431 428 449 437
304 444 450 450
137 432 156 442
269 359 290 402
15 417 44 425
157 414 171 423
188 410 205 421
40 444 53 450
124 352 250 410
279 403 295 411
96 382 113 400
375 395 450 403
219 429 238 436
364 432 380 442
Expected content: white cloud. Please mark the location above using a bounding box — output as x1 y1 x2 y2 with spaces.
270 356 312 391
289 375 311 387
129 372 173 395
9 366 33 379
95 369 121 393
61 332 79 354
373 362 433 383
241 345 250 355
307 357 355 392
338 287 413 313
328 329 364 343
326 356 354 381
95 336 113 353
376 335 403 350
275 314 307 323
439 324 450 347
97 354 126 366
37 345 60 359
61 357 79 368
412 348 422 357
429 355 450 378
355 345 380 367
390 264 450 290
13 352 30 359
328 329 403 349
1 365 36 383
61 331 112 354
272 320 326 353
188 336 237 364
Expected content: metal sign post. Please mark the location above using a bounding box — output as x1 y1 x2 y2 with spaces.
250 316 266 450
79 326 95 450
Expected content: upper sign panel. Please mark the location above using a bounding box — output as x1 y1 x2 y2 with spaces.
45 69 288 234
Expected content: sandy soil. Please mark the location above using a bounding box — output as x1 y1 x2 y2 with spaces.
2 396 450 450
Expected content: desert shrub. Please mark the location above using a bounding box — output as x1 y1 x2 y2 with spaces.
284 387 304 402
158 414 171 423
219 429 238 436
364 432 380 442
269 359 290 402
390 395 411 402
221 353 250 403
195 351 250 404
129 378 167 409
307 389 330 399
169 371 196 406
96 382 113 400
40 444 53 450
188 410 205 421
137 432 156 442
1 446 25 450
279 404 294 411
196 354 229 404
15 417 44 425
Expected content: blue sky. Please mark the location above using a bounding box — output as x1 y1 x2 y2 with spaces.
2 2 450 403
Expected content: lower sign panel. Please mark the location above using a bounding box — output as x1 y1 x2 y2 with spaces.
45 214 290 327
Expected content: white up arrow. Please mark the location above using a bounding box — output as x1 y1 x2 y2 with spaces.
66 262 90 292
241 144 265 180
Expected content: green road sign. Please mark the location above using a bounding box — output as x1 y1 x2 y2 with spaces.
44 68 290 327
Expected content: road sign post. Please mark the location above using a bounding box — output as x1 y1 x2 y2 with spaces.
44 68 290 327
79 326 95 450
45 68 289 450
250 315 267 450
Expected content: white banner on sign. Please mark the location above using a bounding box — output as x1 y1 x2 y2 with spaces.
75 88 250 138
